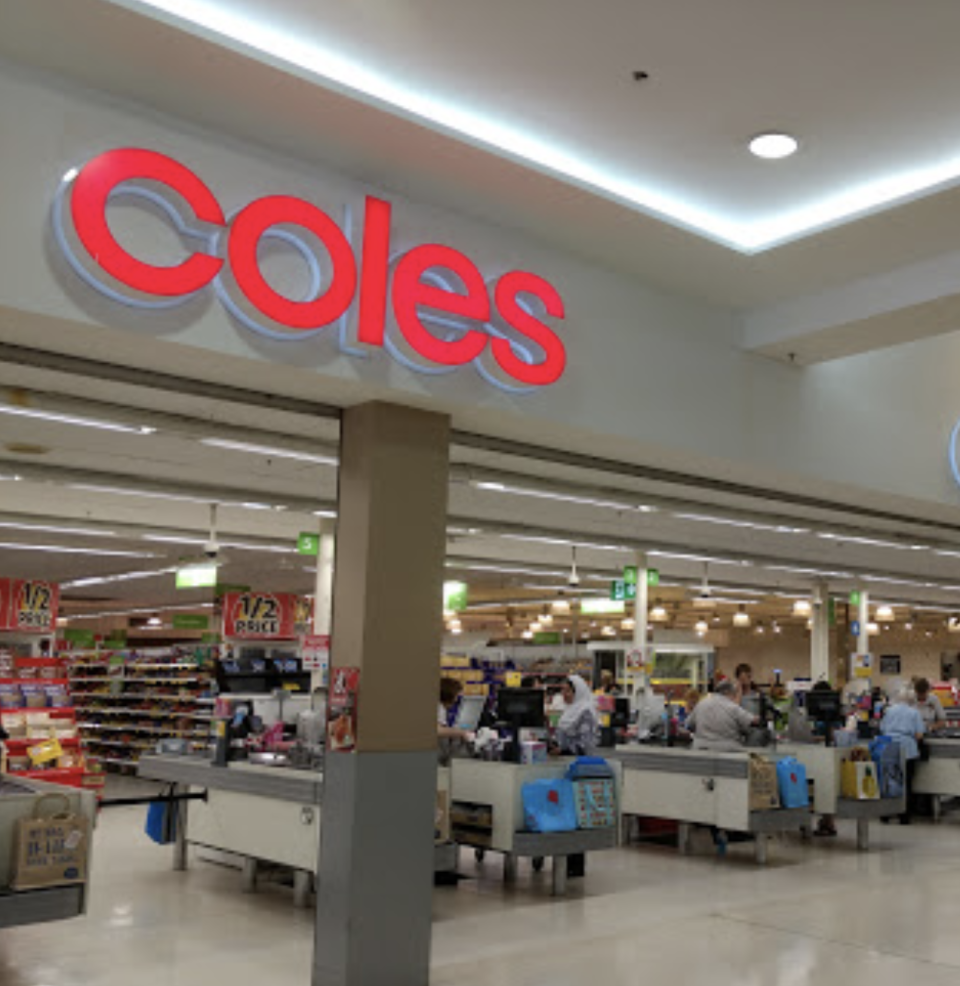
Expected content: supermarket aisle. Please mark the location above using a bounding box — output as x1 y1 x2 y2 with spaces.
4 807 960 985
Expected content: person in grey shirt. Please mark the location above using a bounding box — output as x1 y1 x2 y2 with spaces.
686 679 759 752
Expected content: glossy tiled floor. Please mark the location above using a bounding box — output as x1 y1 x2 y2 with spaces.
4 797 960 986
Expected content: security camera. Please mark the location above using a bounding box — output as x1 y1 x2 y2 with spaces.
568 570 581 588
204 540 220 559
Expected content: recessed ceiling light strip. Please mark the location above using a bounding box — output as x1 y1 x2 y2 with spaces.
0 404 155 434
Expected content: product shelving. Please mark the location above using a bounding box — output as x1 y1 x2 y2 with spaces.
66 646 216 772
0 655 102 793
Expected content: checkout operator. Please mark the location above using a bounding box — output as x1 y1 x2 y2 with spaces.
438 677 474 764
686 679 760 752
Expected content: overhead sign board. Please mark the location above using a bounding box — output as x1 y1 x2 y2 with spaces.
55 148 568 393
0 579 59 634
222 592 300 640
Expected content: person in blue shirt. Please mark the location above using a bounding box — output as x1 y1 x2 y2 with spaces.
881 688 926 823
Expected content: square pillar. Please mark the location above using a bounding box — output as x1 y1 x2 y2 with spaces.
313 402 450 986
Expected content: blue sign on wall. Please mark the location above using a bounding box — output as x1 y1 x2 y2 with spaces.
850 620 861 638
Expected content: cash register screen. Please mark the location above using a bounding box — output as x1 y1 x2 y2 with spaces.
454 695 486 731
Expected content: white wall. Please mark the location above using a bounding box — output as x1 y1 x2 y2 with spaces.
3 59 960 516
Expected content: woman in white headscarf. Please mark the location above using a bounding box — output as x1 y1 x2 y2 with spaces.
552 674 599 756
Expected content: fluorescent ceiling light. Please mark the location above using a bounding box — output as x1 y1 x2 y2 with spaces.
500 534 629 552
312 510 338 518
0 474 21 481
748 133 799 160
70 484 284 510
116 1 960 253
0 541 154 557
765 565 852 578
875 605 895 620
792 599 812 617
474 480 652 513
0 405 155 434
861 575 933 588
0 521 117 537
449 563 569 577
65 601 215 619
62 567 179 589
674 513 807 534
141 534 295 554
200 437 337 465
817 533 927 551
648 551 747 566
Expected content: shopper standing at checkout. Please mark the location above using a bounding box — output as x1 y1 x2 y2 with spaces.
549 675 599 757
685 679 759 752
915 678 946 733
880 687 926 824
549 674 600 879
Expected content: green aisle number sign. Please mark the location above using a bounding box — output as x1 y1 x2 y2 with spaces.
297 532 321 555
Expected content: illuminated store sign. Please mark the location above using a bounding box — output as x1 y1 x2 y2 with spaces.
53 148 567 392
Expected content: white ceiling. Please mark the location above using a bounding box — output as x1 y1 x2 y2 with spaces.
5 371 960 620
109 0 960 250
8 0 960 309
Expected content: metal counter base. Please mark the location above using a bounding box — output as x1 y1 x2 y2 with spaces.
835 797 907 850
0 885 85 929
457 828 618 897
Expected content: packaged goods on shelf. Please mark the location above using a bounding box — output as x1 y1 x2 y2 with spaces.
64 645 215 772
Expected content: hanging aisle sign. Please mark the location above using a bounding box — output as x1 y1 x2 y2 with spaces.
0 578 60 634
53 148 568 394
221 591 300 640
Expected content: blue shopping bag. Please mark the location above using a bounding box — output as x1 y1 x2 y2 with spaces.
871 739 904 798
145 791 177 845
776 757 809 809
573 778 617 829
565 756 615 781
522 779 578 833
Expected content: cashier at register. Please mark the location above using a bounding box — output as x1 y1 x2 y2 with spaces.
915 678 946 732
438 677 472 743
686 680 760 752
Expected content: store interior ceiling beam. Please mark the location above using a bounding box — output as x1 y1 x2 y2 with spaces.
743 248 960 365
3 451 960 595
450 430 960 538
0 342 341 421
450 465 960 550
0 386 340 459
5 342 957 541
0 459 334 515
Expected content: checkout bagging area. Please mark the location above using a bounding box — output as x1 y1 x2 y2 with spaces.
137 671 623 901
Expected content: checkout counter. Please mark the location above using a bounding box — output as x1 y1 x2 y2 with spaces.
450 758 621 896
613 746 809 864
914 736 960 819
139 753 321 907
0 775 98 928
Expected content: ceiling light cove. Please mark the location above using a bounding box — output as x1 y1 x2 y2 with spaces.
119 0 960 254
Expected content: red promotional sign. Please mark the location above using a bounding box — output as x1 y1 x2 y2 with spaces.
221 592 299 640
55 149 567 392
327 667 360 753
0 579 60 634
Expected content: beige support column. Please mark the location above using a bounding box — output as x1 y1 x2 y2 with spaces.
313 519 336 637
311 519 335 690
811 580 830 684
314 402 450 986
